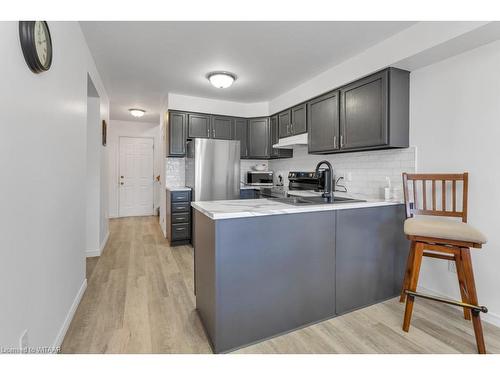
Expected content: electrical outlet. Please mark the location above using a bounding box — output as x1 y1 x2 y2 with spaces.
448 260 457 274
19 329 29 353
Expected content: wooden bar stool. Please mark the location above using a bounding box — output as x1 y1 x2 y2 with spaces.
400 172 488 354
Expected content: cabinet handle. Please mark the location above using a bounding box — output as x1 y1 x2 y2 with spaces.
333 136 337 149
340 135 344 148
290 123 294 134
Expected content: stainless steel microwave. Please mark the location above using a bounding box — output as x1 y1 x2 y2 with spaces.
246 171 274 186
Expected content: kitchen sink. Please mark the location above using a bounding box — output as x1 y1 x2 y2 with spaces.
270 195 365 205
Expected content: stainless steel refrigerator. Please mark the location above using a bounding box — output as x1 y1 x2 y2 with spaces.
185 138 240 201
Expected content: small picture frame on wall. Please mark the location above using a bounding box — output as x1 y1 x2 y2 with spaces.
102 120 107 146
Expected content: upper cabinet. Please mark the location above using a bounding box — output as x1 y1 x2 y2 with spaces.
308 67 409 154
307 91 340 153
234 118 248 158
166 111 292 160
339 70 388 150
278 103 307 138
211 115 234 140
188 113 211 138
278 110 291 138
167 111 187 157
270 115 293 159
290 103 307 135
248 117 270 159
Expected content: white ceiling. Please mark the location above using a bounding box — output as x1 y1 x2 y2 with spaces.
80 21 416 123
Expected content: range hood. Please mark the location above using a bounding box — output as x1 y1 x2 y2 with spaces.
272 133 308 148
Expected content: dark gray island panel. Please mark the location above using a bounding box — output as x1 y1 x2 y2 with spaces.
335 205 408 315
193 203 408 353
194 210 335 353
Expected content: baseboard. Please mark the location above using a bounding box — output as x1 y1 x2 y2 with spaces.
419 286 500 328
85 231 109 258
53 278 87 349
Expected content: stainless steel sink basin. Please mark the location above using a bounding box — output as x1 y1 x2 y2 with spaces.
270 196 365 205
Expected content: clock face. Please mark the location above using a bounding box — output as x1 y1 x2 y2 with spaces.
19 21 53 73
34 21 50 68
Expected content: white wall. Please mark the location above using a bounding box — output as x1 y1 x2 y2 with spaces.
410 39 500 325
108 120 161 218
86 96 101 254
269 22 489 114
168 93 268 117
0 21 109 349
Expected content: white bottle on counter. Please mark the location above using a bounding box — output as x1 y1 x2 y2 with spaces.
384 177 392 201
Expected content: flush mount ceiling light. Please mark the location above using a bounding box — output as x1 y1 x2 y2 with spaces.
129 108 146 118
207 71 237 89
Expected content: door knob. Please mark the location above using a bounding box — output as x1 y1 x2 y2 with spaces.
120 182 124 185
120 176 124 178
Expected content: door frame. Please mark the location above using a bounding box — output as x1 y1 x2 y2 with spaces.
117 136 155 217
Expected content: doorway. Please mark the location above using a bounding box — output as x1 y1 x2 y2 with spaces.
118 136 155 217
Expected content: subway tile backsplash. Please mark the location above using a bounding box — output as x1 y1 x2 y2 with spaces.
165 157 185 187
268 146 416 199
165 146 415 198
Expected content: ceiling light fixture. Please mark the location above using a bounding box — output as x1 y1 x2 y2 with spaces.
207 71 237 89
129 108 146 118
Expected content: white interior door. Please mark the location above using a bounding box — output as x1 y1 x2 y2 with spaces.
119 137 154 217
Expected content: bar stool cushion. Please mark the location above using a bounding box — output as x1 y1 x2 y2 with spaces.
404 216 487 244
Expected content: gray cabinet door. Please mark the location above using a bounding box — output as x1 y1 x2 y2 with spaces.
308 91 339 153
188 113 211 138
340 70 388 149
335 205 408 315
290 103 307 135
234 118 248 158
278 110 291 138
270 115 279 158
168 111 187 156
211 115 234 140
248 117 270 159
270 115 293 159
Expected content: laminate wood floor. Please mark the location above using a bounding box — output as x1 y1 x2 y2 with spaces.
61 216 500 354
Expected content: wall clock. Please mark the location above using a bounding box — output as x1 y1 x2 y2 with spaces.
19 21 53 73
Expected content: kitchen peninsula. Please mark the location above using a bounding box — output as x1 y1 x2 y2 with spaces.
192 197 408 353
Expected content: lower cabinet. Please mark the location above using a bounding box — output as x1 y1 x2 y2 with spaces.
166 189 192 246
335 205 409 315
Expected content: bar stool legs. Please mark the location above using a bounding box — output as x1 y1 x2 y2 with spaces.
400 244 486 354
402 243 424 332
461 248 486 354
399 241 416 303
454 251 471 321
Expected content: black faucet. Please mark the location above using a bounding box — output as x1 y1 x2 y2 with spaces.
315 160 334 201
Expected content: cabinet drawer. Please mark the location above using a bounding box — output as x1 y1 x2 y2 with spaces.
172 223 190 240
172 212 190 224
172 202 190 213
171 191 190 202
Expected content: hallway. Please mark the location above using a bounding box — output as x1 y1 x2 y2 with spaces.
61 216 500 354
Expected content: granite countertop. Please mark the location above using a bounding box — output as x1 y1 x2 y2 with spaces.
166 185 191 192
191 195 403 220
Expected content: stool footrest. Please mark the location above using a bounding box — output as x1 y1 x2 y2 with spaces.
405 290 488 314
